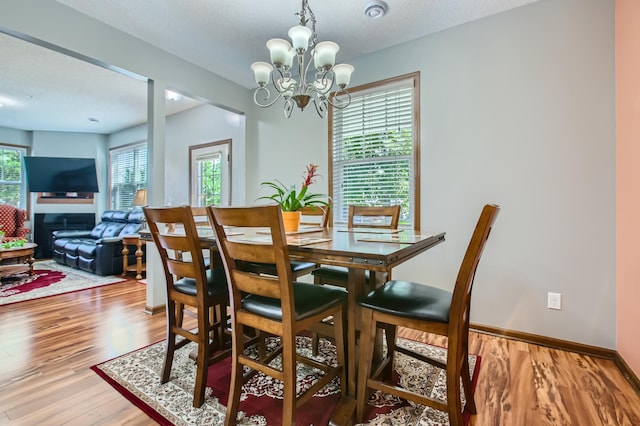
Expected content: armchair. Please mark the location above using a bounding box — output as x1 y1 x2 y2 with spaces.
0 204 30 241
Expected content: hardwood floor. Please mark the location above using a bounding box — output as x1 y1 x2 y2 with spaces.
1 281 639 425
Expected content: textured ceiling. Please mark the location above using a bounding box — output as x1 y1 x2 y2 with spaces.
0 0 539 134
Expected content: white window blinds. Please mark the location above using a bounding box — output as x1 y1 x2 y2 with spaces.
331 76 417 227
110 142 147 209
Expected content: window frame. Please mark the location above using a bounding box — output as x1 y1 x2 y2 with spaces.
328 71 421 229
0 143 30 212
109 141 148 210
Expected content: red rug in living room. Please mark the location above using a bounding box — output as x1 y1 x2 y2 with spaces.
92 335 480 425
0 260 126 306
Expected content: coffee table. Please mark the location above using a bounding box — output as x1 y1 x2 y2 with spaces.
0 243 38 279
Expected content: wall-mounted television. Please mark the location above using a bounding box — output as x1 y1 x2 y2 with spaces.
23 156 99 195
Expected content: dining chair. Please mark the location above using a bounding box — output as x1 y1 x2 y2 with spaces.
207 204 348 425
239 205 330 279
311 204 401 287
355 204 500 425
300 205 331 228
309 204 400 354
143 205 231 408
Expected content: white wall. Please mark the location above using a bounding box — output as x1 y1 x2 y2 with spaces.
30 131 108 216
0 126 31 147
249 0 616 348
110 104 246 207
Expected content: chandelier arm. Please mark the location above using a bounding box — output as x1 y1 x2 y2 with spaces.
326 88 352 109
269 67 289 94
254 86 286 108
284 98 295 118
312 69 333 94
311 97 328 118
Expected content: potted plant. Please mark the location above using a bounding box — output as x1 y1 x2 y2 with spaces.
258 163 330 231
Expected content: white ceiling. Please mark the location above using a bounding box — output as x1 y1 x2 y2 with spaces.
0 0 539 134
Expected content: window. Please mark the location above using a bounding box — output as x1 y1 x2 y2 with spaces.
329 72 420 228
189 140 231 207
109 142 147 209
0 144 28 209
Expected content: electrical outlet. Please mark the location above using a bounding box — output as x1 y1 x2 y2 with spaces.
547 292 562 310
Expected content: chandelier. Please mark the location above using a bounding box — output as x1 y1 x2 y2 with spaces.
251 0 354 118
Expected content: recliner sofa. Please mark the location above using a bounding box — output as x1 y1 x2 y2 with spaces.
52 209 145 276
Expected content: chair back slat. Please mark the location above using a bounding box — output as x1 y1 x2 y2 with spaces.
349 205 401 229
225 239 277 264
300 205 330 228
232 270 282 298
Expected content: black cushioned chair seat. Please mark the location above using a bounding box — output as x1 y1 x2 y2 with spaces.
358 280 452 323
174 269 228 298
311 266 371 282
243 281 347 321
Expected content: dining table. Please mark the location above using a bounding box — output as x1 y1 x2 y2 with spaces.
141 224 446 420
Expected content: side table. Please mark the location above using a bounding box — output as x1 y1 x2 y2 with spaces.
122 236 146 280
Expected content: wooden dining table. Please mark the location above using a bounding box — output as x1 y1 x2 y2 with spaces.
200 226 446 394
143 225 445 421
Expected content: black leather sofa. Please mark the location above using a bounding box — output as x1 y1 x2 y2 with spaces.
52 209 145 276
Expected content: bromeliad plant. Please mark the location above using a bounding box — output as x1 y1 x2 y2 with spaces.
258 163 330 211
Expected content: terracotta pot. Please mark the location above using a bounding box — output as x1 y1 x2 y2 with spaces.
281 210 301 232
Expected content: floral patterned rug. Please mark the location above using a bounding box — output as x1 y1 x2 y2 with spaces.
0 260 126 306
92 336 479 426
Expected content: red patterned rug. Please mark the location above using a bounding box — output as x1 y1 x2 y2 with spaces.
0 260 126 306
92 336 479 425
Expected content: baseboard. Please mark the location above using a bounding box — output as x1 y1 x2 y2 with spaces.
144 304 165 315
470 322 640 396
613 351 640 395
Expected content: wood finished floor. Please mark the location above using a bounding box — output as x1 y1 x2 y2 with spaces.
1 281 639 425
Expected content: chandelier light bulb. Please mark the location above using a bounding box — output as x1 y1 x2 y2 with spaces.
267 38 292 68
251 62 274 86
333 64 355 88
288 25 313 53
313 41 339 71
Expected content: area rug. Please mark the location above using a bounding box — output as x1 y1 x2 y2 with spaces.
92 336 479 426
0 260 126 306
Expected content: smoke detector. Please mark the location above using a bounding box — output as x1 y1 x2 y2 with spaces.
364 1 388 19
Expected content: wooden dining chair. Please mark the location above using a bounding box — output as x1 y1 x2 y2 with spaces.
143 205 231 408
309 205 400 354
239 205 330 279
311 204 401 288
300 205 331 228
355 204 500 425
207 204 348 425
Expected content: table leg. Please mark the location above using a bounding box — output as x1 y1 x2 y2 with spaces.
122 244 130 277
27 253 34 275
346 268 370 397
135 238 144 280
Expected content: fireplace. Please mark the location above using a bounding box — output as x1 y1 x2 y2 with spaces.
33 213 96 259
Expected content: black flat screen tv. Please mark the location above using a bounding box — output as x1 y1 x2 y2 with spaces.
23 156 99 195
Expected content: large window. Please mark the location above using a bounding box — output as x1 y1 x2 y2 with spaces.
189 140 231 207
329 72 420 228
109 142 147 209
0 144 28 209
